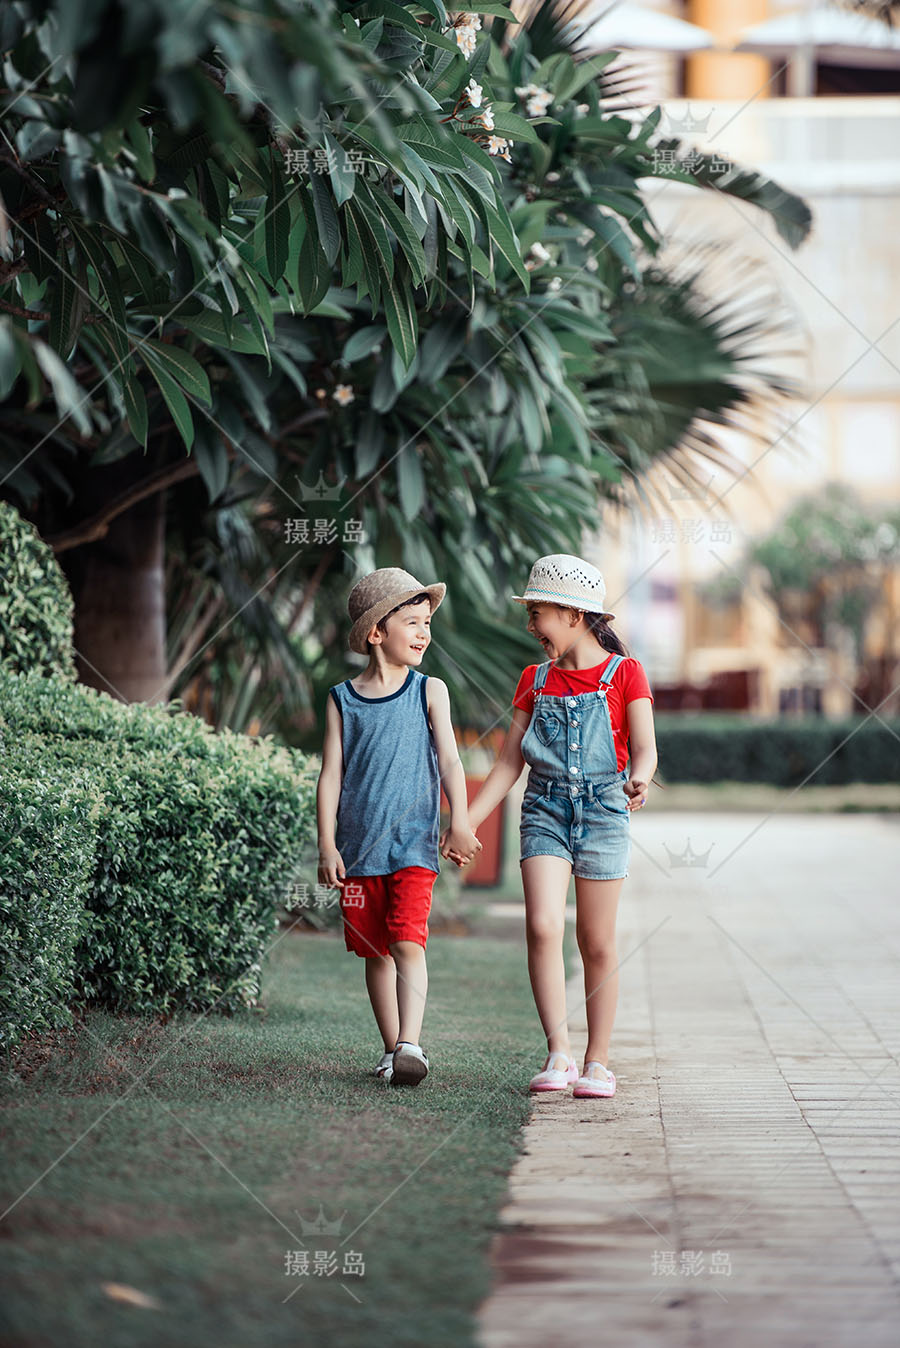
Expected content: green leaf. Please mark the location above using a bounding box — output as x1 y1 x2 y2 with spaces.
0 319 22 400
178 310 269 357
381 271 418 369
396 444 425 521
342 325 387 363
140 348 195 451
139 339 212 405
123 373 148 447
32 338 92 436
265 145 290 283
484 205 530 292
310 171 341 267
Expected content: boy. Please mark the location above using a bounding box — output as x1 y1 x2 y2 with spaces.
317 567 481 1086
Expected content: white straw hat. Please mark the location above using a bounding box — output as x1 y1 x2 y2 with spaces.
511 554 615 620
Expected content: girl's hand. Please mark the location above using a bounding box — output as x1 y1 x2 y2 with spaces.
440 826 482 867
318 847 346 888
623 778 649 811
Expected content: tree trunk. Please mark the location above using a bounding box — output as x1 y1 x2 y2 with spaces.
65 488 168 704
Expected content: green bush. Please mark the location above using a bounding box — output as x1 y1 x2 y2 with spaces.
0 500 76 681
654 713 900 785
0 748 100 1053
0 668 316 1038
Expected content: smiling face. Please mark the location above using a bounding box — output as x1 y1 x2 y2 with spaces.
367 596 433 665
525 601 581 660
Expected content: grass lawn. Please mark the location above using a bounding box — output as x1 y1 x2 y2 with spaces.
1 927 540 1348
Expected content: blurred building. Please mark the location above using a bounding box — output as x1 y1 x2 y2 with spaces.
581 1 900 718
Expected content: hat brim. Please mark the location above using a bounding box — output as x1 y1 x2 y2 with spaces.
511 594 615 621
349 583 446 655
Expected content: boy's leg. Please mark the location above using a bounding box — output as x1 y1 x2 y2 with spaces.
365 955 400 1052
384 867 435 1048
388 940 428 1047
341 875 398 1048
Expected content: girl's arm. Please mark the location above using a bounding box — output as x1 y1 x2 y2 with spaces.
427 678 481 862
317 695 346 886
460 705 530 835
623 697 657 810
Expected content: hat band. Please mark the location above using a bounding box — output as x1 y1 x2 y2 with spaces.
522 584 609 607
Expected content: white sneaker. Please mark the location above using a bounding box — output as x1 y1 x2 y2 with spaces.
391 1041 429 1086
374 1051 394 1083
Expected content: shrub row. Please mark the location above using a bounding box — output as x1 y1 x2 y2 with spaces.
0 668 316 1053
653 713 900 785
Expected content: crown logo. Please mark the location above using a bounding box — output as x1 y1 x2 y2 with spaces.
295 470 346 503
294 1205 347 1239
664 838 714 868
667 470 716 503
662 105 714 136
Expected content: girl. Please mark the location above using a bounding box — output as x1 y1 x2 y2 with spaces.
441 554 657 1098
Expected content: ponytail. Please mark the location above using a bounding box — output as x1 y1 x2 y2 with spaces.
572 609 631 658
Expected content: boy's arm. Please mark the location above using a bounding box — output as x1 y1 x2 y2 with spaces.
317 695 346 885
624 697 657 811
426 678 481 860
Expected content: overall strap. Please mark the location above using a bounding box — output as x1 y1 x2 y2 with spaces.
532 660 553 692
598 653 625 686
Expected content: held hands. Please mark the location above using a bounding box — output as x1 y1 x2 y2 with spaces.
623 778 649 812
439 824 483 869
318 846 346 889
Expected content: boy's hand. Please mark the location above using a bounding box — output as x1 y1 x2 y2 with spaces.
623 778 649 811
318 846 346 888
440 825 482 868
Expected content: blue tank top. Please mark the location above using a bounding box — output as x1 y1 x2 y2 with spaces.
329 668 441 876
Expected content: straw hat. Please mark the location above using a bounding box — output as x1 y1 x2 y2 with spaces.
511 554 615 621
347 567 446 654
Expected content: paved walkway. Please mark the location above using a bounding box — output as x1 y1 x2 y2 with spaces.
476 812 900 1348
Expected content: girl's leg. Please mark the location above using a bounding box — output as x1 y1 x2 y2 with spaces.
521 855 574 1057
389 940 428 1047
365 954 400 1051
573 876 625 1067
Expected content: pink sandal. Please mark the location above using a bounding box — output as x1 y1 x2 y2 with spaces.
529 1051 578 1092
573 1061 616 1097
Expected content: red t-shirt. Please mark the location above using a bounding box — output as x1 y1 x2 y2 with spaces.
512 653 653 772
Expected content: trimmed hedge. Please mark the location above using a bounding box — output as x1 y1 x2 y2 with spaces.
0 500 76 681
0 668 316 1050
654 713 900 785
0 757 100 1050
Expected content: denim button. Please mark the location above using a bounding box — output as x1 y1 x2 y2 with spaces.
567 698 577 708
570 743 579 750
569 766 578 775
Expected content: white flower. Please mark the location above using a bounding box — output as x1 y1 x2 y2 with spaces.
477 103 495 131
464 77 483 108
526 95 552 118
577 228 594 246
526 241 552 269
486 135 511 162
517 83 552 117
545 170 560 183
548 276 563 291
585 255 598 272
453 12 481 56
354 15 360 24
575 103 590 117
333 384 355 406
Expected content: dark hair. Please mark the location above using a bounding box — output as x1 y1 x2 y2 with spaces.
568 607 631 658
366 591 432 650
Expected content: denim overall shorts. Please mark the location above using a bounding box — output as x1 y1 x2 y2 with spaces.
519 654 631 880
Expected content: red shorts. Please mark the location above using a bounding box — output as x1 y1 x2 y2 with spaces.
339 866 436 958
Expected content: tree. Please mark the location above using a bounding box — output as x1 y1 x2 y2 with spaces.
0 0 812 728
